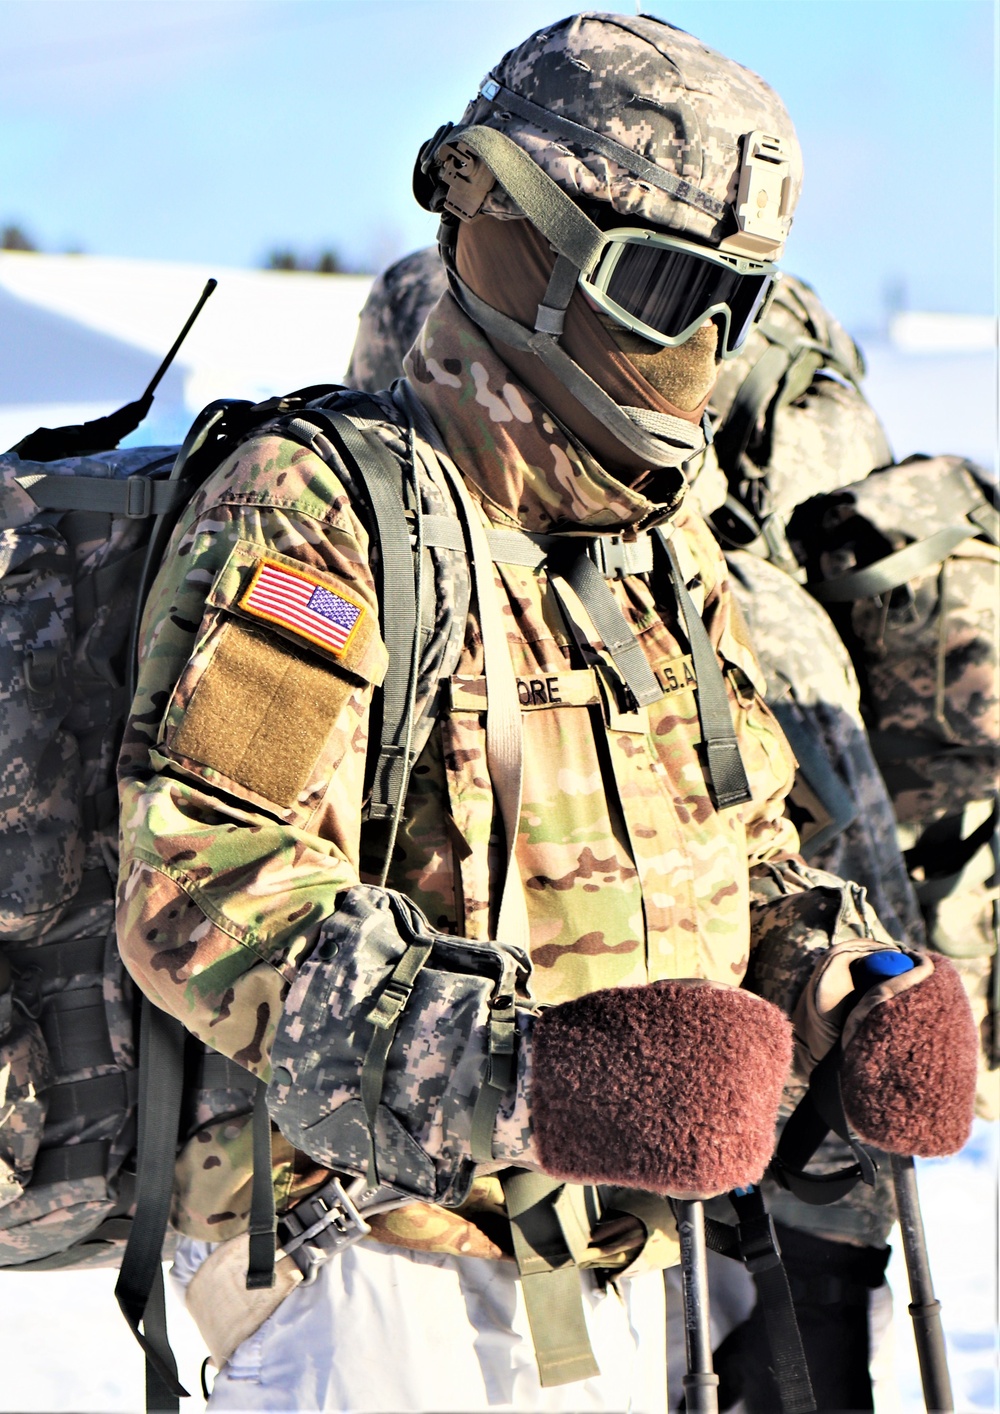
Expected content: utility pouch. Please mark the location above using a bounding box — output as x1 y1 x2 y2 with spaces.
267 884 534 1209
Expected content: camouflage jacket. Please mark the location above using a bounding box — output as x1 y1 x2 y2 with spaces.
117 295 874 1255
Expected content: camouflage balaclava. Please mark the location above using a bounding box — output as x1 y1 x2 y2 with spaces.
415 12 803 477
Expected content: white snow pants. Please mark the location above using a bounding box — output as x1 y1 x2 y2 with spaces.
172 1236 668 1413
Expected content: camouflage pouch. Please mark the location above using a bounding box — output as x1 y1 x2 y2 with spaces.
267 884 534 1209
791 454 1000 824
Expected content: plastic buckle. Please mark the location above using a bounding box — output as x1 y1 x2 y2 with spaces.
586 535 651 580
277 1178 372 1284
736 1211 782 1275
124 476 154 518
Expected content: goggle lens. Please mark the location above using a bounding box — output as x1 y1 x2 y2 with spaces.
598 239 774 355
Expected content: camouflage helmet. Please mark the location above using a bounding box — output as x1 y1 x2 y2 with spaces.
413 13 804 471
416 12 803 259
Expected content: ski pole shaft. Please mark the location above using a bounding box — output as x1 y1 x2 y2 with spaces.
675 1198 719 1414
891 1153 953 1413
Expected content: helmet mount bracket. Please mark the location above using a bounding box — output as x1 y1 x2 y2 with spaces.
719 131 792 260
437 142 497 221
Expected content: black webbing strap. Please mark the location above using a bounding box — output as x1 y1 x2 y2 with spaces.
728 1188 816 1414
770 1043 878 1205
245 1079 277 1289
712 341 793 476
551 547 663 710
811 524 974 603
115 997 189 1407
7 934 107 978
288 407 418 883
655 531 753 809
44 1070 136 1127
500 1170 600 1387
770 701 859 859
30 1140 110 1187
14 471 189 518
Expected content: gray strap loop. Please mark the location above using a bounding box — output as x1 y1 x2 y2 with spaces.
15 473 188 519
500 1170 601 1387
535 253 582 336
656 531 752 809
811 525 974 603
286 407 419 883
475 84 726 221
451 126 605 273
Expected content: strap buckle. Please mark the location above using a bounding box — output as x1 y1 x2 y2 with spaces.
276 1177 371 1284
736 1210 782 1275
124 476 154 518
585 534 652 580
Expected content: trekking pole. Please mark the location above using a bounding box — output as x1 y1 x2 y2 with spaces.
675 1198 720 1413
890 1153 954 1413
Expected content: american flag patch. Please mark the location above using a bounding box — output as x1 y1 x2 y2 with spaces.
239 560 366 656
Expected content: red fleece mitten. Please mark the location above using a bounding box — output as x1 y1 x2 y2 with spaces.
529 979 793 1197
840 953 977 1156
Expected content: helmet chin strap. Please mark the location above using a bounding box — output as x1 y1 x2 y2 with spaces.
619 406 707 471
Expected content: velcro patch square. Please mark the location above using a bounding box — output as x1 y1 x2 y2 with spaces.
239 560 366 656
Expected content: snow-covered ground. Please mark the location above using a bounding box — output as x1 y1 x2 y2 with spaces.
1 255 996 1411
0 1124 995 1411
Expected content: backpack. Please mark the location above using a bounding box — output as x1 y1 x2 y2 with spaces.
0 385 474 1405
707 273 893 573
789 455 1000 1043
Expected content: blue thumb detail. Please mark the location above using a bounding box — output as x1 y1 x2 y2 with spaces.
849 952 915 998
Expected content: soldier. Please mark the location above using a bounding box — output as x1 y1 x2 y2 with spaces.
347 247 924 1411
117 14 977 1411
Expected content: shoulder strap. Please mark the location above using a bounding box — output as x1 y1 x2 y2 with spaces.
280 404 419 886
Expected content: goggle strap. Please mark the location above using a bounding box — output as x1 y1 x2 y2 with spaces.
446 266 697 470
534 254 580 337
477 80 727 223
450 126 604 273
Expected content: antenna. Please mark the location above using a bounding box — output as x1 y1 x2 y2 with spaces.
141 277 218 400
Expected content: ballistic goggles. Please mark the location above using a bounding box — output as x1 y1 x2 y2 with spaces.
580 229 777 360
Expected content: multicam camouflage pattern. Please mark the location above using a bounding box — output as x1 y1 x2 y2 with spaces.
0 446 179 1264
442 13 802 254
345 247 448 396
118 290 870 1256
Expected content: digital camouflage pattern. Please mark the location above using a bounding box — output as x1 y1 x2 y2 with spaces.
445 12 802 255
345 247 447 396
0 447 175 1264
794 454 1000 824
727 551 924 951
268 884 533 1207
710 274 893 572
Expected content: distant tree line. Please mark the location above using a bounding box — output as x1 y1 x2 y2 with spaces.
263 247 371 275
2 224 39 252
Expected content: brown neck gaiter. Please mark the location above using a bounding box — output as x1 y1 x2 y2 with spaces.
454 215 713 481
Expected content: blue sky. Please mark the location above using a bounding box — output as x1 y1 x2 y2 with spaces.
0 0 995 334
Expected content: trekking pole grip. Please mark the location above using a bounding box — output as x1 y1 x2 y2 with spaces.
675 1198 720 1414
891 1153 954 1413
